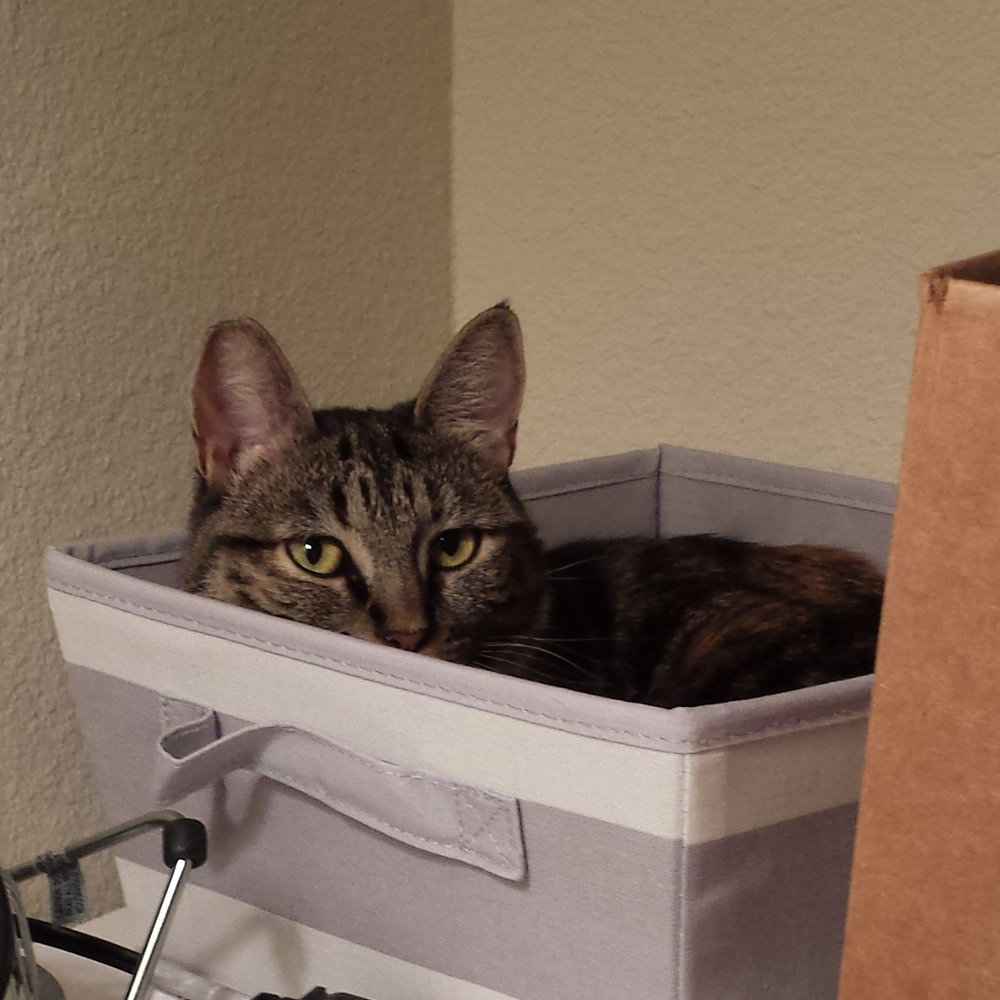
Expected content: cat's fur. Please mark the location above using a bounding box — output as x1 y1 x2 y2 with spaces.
181 307 883 708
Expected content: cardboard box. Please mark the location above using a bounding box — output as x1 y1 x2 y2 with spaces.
839 251 1000 999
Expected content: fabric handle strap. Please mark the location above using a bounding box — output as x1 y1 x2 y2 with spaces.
153 697 526 881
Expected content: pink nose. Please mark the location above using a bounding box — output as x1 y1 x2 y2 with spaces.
384 629 429 652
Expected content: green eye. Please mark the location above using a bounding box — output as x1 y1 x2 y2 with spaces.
287 537 344 576
431 528 480 570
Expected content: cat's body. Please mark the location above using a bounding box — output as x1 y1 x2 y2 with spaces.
538 536 881 705
181 308 883 708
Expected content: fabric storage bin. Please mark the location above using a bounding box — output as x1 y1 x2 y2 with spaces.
45 444 895 1000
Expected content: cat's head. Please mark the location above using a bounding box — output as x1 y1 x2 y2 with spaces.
181 306 546 666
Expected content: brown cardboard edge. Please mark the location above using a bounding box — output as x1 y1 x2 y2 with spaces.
924 248 1000 312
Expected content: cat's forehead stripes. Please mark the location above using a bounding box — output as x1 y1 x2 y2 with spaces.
329 481 350 526
390 429 413 461
358 476 373 509
305 409 519 526
314 417 437 523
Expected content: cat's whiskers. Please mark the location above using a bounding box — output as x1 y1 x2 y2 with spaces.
481 639 597 680
478 652 606 690
475 652 561 684
536 644 606 673
505 633 628 644
527 636 609 667
545 556 604 576
497 639 608 673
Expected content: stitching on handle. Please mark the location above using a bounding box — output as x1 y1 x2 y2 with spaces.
459 793 516 866
455 792 515 868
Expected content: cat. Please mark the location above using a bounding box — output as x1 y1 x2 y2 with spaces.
180 305 883 708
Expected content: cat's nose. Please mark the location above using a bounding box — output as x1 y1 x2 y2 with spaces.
383 628 429 652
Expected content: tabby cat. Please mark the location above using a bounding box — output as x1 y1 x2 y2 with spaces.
180 306 883 708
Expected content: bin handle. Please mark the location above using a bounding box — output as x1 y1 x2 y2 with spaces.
153 698 526 882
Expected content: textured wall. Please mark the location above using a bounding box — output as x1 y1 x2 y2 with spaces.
453 0 1000 478
0 0 450 913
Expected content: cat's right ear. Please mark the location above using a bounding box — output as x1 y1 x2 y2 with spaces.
190 318 315 495
414 304 525 472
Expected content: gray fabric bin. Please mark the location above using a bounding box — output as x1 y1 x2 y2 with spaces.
45 444 895 1000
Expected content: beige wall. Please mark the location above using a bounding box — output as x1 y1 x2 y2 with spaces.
453 0 1000 478
1 0 451 912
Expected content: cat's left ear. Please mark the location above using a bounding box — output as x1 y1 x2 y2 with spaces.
414 304 525 471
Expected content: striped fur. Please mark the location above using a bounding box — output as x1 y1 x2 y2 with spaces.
181 308 883 708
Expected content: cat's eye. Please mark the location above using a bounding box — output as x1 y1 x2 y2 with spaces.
430 528 480 570
287 537 345 576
